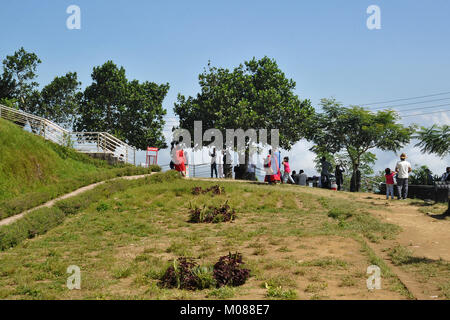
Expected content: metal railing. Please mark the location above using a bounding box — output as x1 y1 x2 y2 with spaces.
0 104 136 165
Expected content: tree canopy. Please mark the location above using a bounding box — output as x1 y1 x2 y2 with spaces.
307 98 416 191
75 61 169 150
25 72 82 128
0 47 41 106
415 125 450 158
174 57 315 151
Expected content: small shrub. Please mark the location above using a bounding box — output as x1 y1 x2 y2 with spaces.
160 258 208 290
213 252 250 287
189 201 236 223
328 208 352 220
265 283 298 300
191 185 225 196
191 266 217 290
96 202 110 212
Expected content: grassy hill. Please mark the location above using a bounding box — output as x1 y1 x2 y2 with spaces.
0 118 158 219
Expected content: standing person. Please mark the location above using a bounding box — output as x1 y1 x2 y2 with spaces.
298 170 308 186
335 164 345 191
395 153 412 200
169 142 175 170
223 149 232 178
209 147 218 178
184 150 190 178
441 167 450 182
174 142 186 177
217 150 224 178
247 162 257 181
425 168 434 185
320 156 332 189
385 168 397 200
272 149 281 183
281 157 295 184
264 150 275 184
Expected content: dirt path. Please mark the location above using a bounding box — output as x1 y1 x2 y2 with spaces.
0 173 155 227
290 186 449 261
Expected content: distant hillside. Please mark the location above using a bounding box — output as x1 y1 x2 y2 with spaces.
0 118 158 218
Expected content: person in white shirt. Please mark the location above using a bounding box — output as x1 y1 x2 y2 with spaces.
217 151 224 178
395 153 412 200
441 167 450 182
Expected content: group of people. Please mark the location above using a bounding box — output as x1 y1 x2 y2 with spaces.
209 147 233 178
319 157 345 191
262 150 308 186
384 153 450 200
171 144 450 200
384 153 412 200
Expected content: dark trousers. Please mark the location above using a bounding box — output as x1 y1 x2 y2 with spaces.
397 178 409 199
211 163 218 178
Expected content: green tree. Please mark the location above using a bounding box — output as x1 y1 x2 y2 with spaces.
25 72 82 129
415 125 450 157
76 61 169 150
409 165 436 185
0 47 41 107
307 98 415 192
174 57 315 177
313 149 376 191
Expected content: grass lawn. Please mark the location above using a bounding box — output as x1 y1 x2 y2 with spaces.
0 172 425 300
0 118 159 219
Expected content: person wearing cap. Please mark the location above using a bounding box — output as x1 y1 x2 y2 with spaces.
395 153 412 200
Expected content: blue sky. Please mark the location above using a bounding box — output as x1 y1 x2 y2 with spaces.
1 0 449 176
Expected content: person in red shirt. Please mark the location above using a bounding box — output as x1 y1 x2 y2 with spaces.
385 168 397 200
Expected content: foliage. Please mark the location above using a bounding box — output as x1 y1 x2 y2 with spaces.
307 98 415 192
188 201 236 223
174 57 315 152
0 47 41 106
265 282 298 299
191 185 225 195
415 125 450 157
76 61 169 149
213 252 250 287
26 72 82 129
160 258 202 290
409 165 436 185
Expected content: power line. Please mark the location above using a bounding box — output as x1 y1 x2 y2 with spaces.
401 109 450 118
395 103 450 113
359 91 450 107
369 97 450 110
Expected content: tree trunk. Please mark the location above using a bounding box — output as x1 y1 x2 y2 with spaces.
234 145 255 181
350 162 361 192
